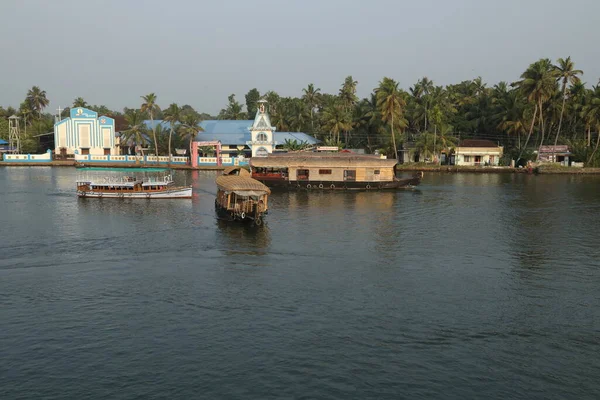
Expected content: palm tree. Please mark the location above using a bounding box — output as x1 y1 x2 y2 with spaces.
180 113 204 162
302 83 321 133
26 86 49 119
582 84 600 164
122 109 148 159
553 57 583 149
321 100 352 144
513 59 558 162
73 97 88 108
375 77 407 160
140 93 161 160
163 103 181 162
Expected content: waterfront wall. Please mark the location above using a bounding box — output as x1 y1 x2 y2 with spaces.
3 153 53 162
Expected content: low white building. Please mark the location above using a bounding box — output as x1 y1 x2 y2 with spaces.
454 139 503 166
54 107 119 157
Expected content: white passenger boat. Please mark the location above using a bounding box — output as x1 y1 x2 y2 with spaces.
76 174 192 199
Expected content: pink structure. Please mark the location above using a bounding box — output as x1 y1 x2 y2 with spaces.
191 141 222 168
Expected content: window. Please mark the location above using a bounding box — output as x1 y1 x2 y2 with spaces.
344 170 356 181
464 156 471 162
319 169 332 175
256 133 268 142
373 170 380 175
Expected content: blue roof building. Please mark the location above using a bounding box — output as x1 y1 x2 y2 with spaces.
142 101 318 156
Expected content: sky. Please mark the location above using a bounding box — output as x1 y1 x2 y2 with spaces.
1 0 599 115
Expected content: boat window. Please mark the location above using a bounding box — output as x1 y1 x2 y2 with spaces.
343 170 356 181
319 169 332 175
374 170 380 175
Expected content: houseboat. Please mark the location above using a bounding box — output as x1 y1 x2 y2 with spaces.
76 173 192 199
250 153 423 190
215 167 271 225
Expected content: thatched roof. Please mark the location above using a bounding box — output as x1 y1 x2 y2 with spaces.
222 166 251 176
250 153 397 168
216 175 271 195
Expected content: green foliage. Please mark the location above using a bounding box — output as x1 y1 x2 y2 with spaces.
282 139 310 151
0 118 8 140
245 88 260 117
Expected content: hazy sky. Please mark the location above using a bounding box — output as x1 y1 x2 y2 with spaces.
1 0 598 115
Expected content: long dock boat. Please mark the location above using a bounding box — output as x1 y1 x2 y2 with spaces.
250 153 423 190
76 174 192 199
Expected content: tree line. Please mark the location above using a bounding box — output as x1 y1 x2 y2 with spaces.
2 56 600 165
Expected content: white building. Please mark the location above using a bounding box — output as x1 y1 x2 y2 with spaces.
454 139 503 166
247 100 275 157
54 107 119 157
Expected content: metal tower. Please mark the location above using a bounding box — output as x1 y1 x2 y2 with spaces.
8 115 20 154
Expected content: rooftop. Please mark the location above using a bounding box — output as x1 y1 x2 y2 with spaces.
142 119 318 146
459 139 501 148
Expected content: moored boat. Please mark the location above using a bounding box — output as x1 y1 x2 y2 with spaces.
215 167 271 225
250 153 423 190
76 173 192 199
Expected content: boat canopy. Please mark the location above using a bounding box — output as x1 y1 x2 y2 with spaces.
249 153 397 168
216 175 271 196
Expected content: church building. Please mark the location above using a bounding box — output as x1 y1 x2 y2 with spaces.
194 100 318 157
54 107 119 157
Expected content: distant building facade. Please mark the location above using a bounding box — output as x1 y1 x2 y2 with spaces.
454 139 503 166
54 107 119 156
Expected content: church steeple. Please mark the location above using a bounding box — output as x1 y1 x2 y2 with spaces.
248 100 275 157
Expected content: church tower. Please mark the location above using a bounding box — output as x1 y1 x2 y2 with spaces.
249 100 275 157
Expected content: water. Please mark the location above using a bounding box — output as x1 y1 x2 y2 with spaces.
1 167 599 399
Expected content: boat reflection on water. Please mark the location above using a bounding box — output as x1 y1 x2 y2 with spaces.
215 218 272 255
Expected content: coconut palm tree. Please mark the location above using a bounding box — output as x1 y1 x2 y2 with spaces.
513 59 558 162
302 83 321 133
321 100 352 144
26 86 49 119
582 84 600 164
375 77 407 160
140 93 161 160
163 103 181 162
180 113 204 162
122 109 148 158
73 97 88 108
553 57 583 149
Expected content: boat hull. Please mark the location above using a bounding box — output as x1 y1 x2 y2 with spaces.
252 175 422 191
214 200 266 225
77 186 192 199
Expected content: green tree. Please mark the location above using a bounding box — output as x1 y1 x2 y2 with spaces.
218 94 245 120
245 88 260 117
375 77 407 160
582 84 600 165
302 83 321 134
163 103 181 160
513 59 558 162
73 97 88 107
553 57 583 149
180 113 204 161
140 93 161 159
26 86 49 119
122 109 148 158
321 100 352 144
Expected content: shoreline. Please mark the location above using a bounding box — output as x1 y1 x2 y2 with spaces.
0 161 230 170
2 161 600 174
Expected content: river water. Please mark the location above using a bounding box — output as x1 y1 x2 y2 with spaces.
0 167 599 399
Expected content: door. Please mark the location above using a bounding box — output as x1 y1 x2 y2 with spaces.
344 170 356 181
297 169 309 180
104 148 111 156
81 148 90 155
